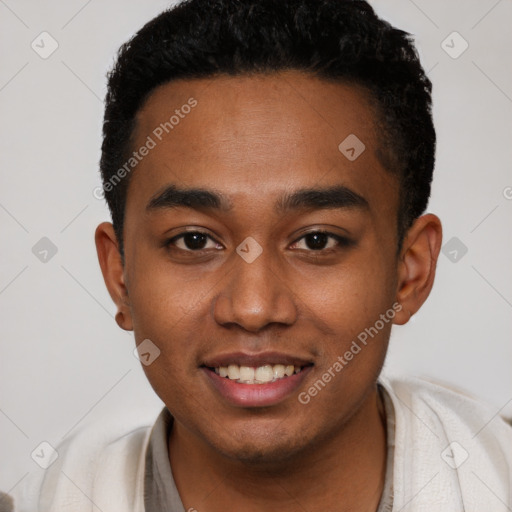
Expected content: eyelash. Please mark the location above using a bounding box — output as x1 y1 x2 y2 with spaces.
164 230 353 254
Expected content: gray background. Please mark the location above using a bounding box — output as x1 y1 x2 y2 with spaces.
1 0 511 493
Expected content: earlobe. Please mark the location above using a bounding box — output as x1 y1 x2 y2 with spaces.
115 310 132 331
393 214 443 326
94 222 134 331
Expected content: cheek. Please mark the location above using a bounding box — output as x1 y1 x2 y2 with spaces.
128 262 206 409
298 252 396 401
307 254 395 338
127 247 206 334
125 255 212 397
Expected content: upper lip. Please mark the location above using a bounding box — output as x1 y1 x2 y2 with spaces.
202 351 313 368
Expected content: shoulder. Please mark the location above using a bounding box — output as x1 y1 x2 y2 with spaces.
380 373 511 433
12 409 161 512
379 373 512 510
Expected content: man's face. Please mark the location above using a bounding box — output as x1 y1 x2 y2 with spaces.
122 70 401 462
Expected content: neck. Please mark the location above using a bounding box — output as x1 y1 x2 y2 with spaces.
168 386 387 512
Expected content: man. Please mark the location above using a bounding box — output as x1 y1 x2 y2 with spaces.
12 0 512 511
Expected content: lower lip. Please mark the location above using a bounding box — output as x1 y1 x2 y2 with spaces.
202 366 312 408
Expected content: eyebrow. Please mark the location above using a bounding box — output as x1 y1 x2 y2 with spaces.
145 184 369 214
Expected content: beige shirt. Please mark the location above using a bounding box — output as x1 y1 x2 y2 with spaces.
143 383 395 511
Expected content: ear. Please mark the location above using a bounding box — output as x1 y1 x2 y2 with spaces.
393 214 443 325
94 222 133 331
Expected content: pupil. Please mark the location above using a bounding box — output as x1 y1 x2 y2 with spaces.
185 233 207 250
307 233 327 250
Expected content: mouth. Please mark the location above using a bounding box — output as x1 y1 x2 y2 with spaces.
201 352 313 407
206 363 306 384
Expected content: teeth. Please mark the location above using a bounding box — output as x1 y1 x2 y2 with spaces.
239 366 255 382
254 365 274 383
227 364 240 380
214 363 303 384
273 364 285 379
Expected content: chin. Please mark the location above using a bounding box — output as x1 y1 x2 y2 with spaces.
209 422 314 467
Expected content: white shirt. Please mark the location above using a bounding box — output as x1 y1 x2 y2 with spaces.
11 374 512 511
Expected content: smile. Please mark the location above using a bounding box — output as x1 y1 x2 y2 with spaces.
211 364 304 384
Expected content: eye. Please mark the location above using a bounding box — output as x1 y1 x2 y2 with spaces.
165 231 222 252
164 229 352 254
290 230 352 252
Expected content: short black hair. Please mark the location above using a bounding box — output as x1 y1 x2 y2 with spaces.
100 0 435 260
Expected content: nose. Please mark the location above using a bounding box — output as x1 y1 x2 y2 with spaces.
213 243 297 333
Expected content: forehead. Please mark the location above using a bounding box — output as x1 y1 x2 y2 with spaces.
127 70 398 220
